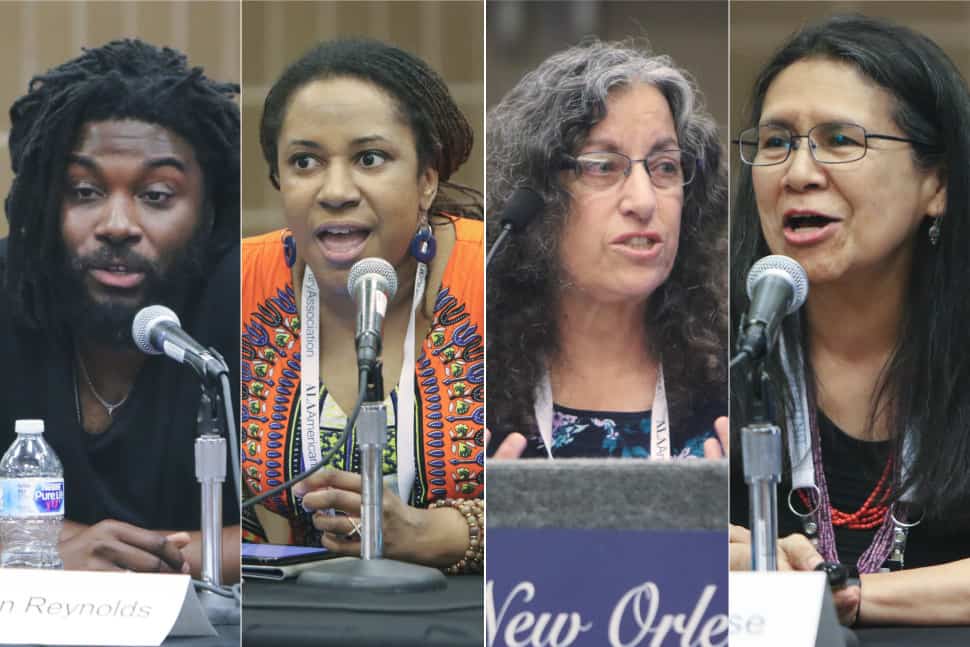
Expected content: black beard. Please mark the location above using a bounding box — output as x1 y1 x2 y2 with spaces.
55 234 208 349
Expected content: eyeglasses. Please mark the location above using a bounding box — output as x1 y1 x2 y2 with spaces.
733 122 931 166
562 149 698 189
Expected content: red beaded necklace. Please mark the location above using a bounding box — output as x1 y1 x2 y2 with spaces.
799 457 893 530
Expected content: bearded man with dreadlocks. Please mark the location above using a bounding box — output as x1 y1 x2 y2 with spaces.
0 39 240 582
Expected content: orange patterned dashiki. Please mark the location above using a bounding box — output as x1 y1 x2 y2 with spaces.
240 217 484 544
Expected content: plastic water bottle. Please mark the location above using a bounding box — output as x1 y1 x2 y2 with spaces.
0 420 64 568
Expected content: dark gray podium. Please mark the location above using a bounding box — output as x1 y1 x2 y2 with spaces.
486 458 729 647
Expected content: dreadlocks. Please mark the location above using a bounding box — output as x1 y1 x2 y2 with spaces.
4 38 239 329
259 38 482 221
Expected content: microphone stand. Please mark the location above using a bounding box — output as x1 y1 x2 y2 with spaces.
298 363 446 591
740 355 782 571
195 388 226 587
193 363 239 624
358 366 386 560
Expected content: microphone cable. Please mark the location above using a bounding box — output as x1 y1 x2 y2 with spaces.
729 349 751 369
485 187 544 267
485 226 513 267
242 368 369 509
203 346 243 502
193 579 242 604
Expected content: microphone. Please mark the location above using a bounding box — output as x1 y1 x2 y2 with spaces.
132 305 227 382
736 255 809 363
485 186 544 267
347 258 399 371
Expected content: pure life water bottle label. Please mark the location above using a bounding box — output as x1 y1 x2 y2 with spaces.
0 478 65 517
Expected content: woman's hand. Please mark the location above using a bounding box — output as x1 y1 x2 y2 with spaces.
292 469 468 567
832 585 862 626
729 523 754 571
486 428 527 458
704 416 730 458
729 524 861 625
730 524 825 571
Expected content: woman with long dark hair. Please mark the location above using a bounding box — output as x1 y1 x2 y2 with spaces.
487 39 728 459
730 15 970 626
241 39 483 572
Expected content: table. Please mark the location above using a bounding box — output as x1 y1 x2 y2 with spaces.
6 623 238 647
856 625 970 646
166 623 239 647
241 575 483 647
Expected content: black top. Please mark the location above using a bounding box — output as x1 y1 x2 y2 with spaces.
731 412 970 569
0 239 240 531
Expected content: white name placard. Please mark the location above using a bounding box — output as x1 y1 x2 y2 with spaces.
0 569 208 646
729 572 839 647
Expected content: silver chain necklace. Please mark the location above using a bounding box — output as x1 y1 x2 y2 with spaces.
76 350 131 418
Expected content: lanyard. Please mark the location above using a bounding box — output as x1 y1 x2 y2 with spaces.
779 333 918 571
779 335 815 491
532 365 669 459
300 263 426 504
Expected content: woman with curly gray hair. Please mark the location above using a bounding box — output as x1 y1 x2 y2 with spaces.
486 39 729 459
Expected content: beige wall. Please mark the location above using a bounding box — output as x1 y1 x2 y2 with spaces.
487 1 729 151
0 1 240 239
241 1 485 237
730 1 970 139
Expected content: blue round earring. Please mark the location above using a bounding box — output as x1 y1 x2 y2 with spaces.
284 234 297 268
409 223 436 263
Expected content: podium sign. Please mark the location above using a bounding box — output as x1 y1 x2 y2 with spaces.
0 570 215 646
729 572 845 647
487 528 727 647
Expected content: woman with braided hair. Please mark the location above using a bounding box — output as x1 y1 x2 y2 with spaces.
241 39 484 572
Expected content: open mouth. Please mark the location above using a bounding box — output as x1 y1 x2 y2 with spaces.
89 264 146 290
314 223 372 263
619 236 658 250
784 212 839 231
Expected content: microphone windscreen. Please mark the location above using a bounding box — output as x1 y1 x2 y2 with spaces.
132 305 181 355
746 255 809 314
500 187 544 231
346 258 399 300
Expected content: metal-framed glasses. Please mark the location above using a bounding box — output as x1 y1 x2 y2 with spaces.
734 122 930 166
562 149 698 189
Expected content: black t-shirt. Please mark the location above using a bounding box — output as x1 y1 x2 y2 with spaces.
731 412 970 569
0 240 240 531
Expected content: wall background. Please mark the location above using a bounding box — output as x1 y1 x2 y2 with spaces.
730 1 970 142
487 1 729 152
0 0 240 239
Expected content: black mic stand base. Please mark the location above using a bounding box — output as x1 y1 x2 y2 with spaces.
296 558 447 592
198 589 241 626
297 363 447 592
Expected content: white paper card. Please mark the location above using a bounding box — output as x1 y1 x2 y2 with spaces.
729 571 833 647
167 584 219 638
0 570 204 646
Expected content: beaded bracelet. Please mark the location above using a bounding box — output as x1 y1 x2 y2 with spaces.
429 497 484 574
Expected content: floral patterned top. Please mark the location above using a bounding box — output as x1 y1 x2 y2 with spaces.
521 404 716 458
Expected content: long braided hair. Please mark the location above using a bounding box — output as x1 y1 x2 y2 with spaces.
4 38 240 330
